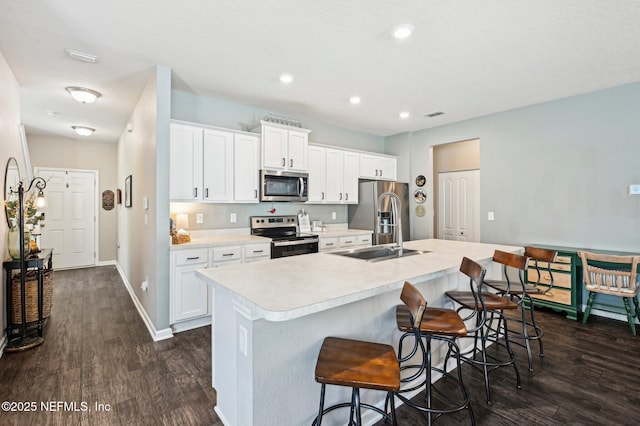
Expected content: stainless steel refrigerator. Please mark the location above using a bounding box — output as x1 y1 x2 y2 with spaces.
348 181 410 245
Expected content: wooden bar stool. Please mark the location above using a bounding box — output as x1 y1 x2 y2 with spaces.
313 336 399 425
445 256 521 404
395 281 474 425
484 247 557 372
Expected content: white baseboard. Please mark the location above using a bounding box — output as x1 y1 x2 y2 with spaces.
171 316 212 333
115 263 173 341
97 260 117 267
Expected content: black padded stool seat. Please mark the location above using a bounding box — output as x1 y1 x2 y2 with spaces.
313 336 399 425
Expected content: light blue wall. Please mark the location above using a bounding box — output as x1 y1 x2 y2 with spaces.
387 82 640 251
170 90 386 229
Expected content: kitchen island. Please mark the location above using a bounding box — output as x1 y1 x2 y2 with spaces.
196 239 522 426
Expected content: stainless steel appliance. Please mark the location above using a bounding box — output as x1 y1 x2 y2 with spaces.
251 215 319 258
348 181 410 245
260 170 308 202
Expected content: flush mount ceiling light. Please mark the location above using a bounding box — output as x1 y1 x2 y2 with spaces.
64 48 100 63
399 111 410 119
71 126 95 136
66 86 102 104
279 74 293 84
349 96 361 105
392 24 414 39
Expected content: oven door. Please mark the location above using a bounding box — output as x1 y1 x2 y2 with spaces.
271 240 319 258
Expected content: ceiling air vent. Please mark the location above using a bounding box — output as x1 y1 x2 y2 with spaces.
424 111 445 118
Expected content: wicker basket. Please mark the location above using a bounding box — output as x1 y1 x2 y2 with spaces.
11 269 54 324
172 233 191 244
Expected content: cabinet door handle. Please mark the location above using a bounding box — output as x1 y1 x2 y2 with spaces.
205 188 209 198
222 253 234 257
345 193 349 201
379 169 382 177
253 250 264 254
193 188 198 197
326 242 334 246
282 158 286 167
339 193 342 200
321 191 325 200
254 189 258 199
290 159 293 168
186 256 200 260
345 240 353 244
375 169 378 176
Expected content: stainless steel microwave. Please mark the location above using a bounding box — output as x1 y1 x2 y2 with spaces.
260 170 308 202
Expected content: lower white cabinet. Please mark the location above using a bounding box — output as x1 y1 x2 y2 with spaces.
319 232 373 252
243 243 271 263
171 249 210 324
212 245 242 267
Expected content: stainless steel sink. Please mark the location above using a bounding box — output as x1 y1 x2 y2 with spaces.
330 246 430 262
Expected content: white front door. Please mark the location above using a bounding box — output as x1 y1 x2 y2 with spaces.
438 170 480 242
37 168 97 269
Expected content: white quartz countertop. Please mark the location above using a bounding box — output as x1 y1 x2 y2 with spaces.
196 239 522 321
170 234 271 250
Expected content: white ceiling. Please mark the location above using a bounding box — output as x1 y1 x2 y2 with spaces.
2 0 640 143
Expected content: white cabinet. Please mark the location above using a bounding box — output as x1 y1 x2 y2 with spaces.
359 153 397 181
203 129 234 201
307 145 327 202
308 145 359 204
243 242 271 263
260 122 311 172
170 123 202 201
212 246 242 267
170 121 259 203
171 249 210 323
339 236 357 248
234 134 260 202
319 237 339 251
319 232 373 252
357 234 372 247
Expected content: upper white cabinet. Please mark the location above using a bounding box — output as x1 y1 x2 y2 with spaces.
359 153 397 181
307 145 327 202
234 134 260 202
170 123 202 201
307 145 359 204
260 121 311 172
170 121 259 203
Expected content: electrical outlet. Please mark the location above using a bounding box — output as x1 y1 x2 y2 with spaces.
230 213 237 223
331 212 336 220
487 212 495 221
196 213 204 224
141 276 149 291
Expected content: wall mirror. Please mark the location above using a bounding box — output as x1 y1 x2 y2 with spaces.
4 156 21 227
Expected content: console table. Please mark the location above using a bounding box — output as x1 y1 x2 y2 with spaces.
527 244 640 320
3 248 53 351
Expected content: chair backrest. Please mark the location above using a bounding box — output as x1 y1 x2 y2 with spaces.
460 256 487 291
578 251 640 297
400 281 426 329
492 250 528 292
524 246 558 289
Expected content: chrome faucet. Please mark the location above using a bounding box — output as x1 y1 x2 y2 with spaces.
377 191 403 256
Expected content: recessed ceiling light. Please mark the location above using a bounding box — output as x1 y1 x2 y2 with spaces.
399 111 410 119
66 86 102 104
279 74 293 84
349 96 361 105
64 49 100 63
392 24 414 39
71 126 95 136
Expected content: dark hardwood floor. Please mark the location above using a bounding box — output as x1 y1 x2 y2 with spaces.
378 308 640 426
2 266 639 425
0 266 219 426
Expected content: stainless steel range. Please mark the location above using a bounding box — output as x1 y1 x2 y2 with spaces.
251 215 319 258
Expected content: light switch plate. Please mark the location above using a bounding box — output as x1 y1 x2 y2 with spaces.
487 211 495 221
196 213 204 224
230 213 237 223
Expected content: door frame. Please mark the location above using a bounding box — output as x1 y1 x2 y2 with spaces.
34 167 100 267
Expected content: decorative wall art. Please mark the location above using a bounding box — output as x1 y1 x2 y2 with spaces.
102 190 114 211
415 175 426 187
414 188 426 203
125 175 132 208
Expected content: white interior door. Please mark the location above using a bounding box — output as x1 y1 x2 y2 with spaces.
37 168 97 269
438 170 480 242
